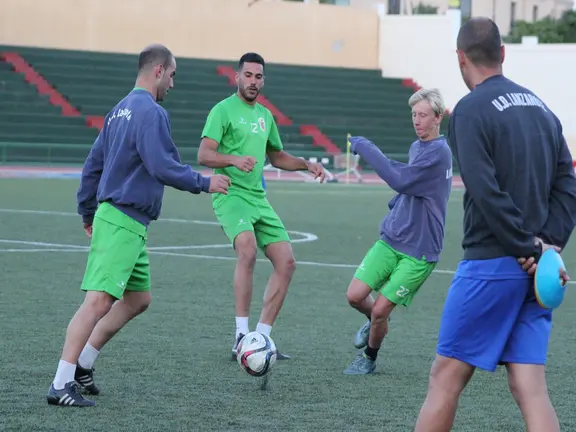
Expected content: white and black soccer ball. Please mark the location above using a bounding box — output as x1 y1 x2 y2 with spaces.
236 331 277 377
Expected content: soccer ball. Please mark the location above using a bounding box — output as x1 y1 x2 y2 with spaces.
236 331 277 377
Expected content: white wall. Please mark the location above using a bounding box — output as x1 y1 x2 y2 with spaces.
378 12 576 151
0 0 380 69
378 13 469 110
348 0 574 34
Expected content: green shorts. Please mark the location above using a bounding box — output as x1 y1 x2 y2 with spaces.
214 194 291 250
353 240 436 307
81 202 150 300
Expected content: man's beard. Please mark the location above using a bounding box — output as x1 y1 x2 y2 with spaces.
242 87 259 101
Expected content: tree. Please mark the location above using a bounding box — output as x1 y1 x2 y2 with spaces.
412 3 438 15
505 10 576 43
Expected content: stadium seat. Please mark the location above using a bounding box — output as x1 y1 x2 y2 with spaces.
0 58 99 157
0 45 448 165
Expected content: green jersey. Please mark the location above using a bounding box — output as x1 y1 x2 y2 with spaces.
201 94 283 204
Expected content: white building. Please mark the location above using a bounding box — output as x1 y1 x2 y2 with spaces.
298 0 574 35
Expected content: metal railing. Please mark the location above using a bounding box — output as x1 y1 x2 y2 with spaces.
0 141 337 167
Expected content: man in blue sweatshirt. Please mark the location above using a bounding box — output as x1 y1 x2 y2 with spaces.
414 19 576 432
46 44 231 408
343 88 453 375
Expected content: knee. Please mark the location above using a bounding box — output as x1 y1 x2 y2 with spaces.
507 364 549 406
235 237 257 268
83 292 115 319
370 302 390 324
508 377 523 404
428 356 473 397
265 242 296 280
141 295 152 312
275 255 296 279
133 293 151 314
124 292 151 317
346 289 364 308
428 358 445 388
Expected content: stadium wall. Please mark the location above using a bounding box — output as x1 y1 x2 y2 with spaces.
3 0 575 153
378 12 576 153
0 0 379 69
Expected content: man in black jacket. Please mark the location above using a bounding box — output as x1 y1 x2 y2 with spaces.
414 17 576 432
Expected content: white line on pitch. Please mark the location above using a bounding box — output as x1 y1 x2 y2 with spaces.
0 208 318 245
1 208 568 285
0 239 88 249
150 250 450 271
0 238 233 251
148 251 576 285
0 248 85 253
0 208 224 225
148 244 231 251
2 246 574 285
145 251 463 280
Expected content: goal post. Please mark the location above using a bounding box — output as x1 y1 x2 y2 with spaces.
263 157 337 183
332 133 363 183
261 133 364 184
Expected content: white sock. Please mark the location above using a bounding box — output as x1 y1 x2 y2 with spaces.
53 360 76 390
256 322 272 337
78 343 100 369
236 317 249 337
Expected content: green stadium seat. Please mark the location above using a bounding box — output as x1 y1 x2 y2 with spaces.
0 55 97 157
0 45 449 167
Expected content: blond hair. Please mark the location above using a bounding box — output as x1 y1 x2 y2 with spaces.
408 88 445 117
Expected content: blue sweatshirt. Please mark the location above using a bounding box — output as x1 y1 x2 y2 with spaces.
350 136 453 262
450 75 576 260
77 89 211 227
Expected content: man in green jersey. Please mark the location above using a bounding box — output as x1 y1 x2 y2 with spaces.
198 52 325 359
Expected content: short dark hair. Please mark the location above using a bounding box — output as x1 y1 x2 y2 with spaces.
138 44 174 71
238 52 265 71
456 18 502 67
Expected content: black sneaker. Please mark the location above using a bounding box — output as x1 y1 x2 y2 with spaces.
276 352 291 360
231 333 245 360
75 365 100 395
46 381 96 407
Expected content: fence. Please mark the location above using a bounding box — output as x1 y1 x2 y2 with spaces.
0 141 340 169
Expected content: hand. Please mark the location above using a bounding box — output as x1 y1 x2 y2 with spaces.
348 136 371 155
83 223 93 238
560 268 570 286
209 174 231 194
306 161 326 183
234 156 257 173
517 237 561 276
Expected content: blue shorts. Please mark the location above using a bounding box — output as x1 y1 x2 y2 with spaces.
437 257 553 372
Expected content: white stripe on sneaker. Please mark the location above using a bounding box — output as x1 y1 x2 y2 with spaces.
59 394 76 405
77 376 93 386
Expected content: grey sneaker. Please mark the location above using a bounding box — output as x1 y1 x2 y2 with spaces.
46 381 96 407
343 352 376 375
353 320 371 349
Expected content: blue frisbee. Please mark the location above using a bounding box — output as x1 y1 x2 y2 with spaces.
534 249 567 309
